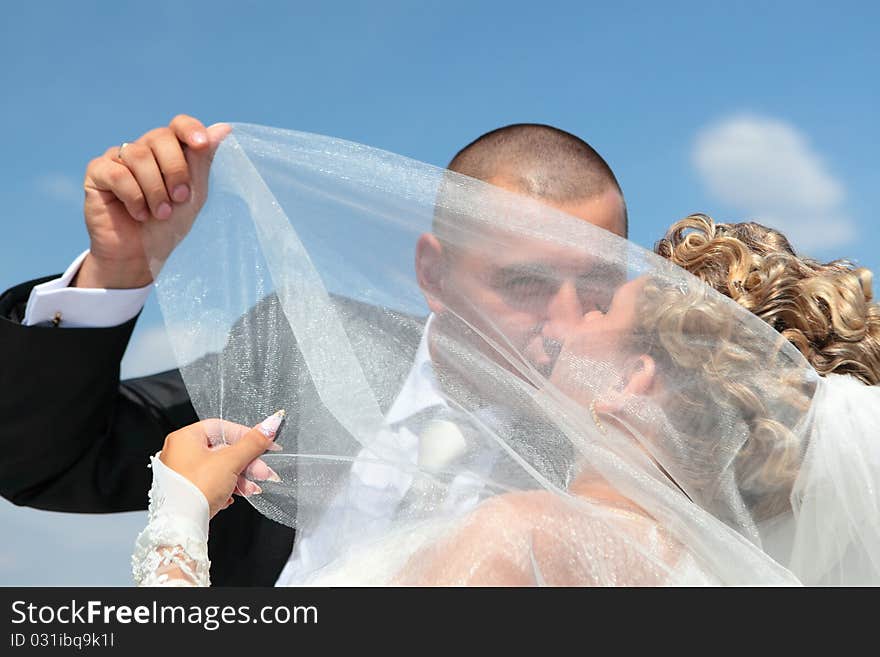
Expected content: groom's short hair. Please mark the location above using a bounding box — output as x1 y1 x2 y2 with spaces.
447 123 627 235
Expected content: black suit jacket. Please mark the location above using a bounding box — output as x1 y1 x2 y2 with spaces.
0 276 421 586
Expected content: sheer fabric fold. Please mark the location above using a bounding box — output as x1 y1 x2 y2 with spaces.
140 124 880 585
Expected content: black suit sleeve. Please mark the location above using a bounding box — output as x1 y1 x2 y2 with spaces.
0 276 200 513
0 277 301 585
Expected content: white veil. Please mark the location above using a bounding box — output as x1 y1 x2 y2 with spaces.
143 124 880 586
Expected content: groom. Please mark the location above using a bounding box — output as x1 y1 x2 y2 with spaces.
0 115 627 585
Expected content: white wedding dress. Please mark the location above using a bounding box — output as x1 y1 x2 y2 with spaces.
133 451 723 587
131 373 880 587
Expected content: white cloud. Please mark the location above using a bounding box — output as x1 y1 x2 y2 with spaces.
34 172 82 206
693 115 856 251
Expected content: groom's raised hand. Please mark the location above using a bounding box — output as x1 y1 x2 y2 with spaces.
75 115 231 289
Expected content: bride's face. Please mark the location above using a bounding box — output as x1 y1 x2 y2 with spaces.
562 277 645 359
549 277 653 404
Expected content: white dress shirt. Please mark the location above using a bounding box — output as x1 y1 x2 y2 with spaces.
273 321 451 584
23 250 152 328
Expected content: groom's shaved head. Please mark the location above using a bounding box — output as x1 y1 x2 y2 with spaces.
448 123 627 235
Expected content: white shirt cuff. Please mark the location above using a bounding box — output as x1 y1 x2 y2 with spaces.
23 250 152 328
149 453 211 544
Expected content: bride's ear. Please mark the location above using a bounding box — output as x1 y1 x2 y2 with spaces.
624 355 656 396
595 355 657 413
416 233 449 314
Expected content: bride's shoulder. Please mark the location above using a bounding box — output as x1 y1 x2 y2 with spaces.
815 372 879 399
434 489 678 585
465 488 653 537
809 373 880 449
467 490 566 525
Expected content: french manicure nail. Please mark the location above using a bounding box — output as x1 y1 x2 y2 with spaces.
172 184 190 203
245 482 263 496
264 467 281 483
266 442 283 452
156 202 172 220
259 410 286 437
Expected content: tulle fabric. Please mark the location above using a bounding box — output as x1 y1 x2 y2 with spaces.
142 124 880 585
783 374 880 584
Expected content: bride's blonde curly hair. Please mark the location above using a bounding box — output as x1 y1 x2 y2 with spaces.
655 214 880 386
628 214 880 520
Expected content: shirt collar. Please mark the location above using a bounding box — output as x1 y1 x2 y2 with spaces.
384 314 448 425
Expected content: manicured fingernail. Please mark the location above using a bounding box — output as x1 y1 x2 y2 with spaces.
238 480 262 496
135 209 149 222
264 467 281 483
266 442 283 452
259 410 286 437
191 131 207 145
156 202 172 220
172 184 190 203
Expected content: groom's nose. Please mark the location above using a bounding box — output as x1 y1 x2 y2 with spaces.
543 279 583 340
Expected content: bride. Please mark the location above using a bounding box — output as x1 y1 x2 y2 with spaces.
132 208 880 586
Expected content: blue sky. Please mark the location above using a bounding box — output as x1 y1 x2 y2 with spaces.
1 1 877 584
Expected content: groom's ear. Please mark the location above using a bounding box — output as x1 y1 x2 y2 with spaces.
416 232 449 314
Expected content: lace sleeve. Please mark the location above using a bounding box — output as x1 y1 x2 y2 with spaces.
132 453 212 587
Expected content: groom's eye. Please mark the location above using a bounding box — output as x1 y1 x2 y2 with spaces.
574 266 622 313
576 284 612 314
496 270 560 307
583 299 610 314
506 275 554 293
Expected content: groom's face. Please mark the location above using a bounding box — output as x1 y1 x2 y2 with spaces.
429 183 626 378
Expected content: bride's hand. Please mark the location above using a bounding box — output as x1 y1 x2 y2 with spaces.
159 411 285 518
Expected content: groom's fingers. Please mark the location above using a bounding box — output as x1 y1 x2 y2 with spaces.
185 122 232 194
169 114 209 149
205 122 232 154
185 122 231 166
